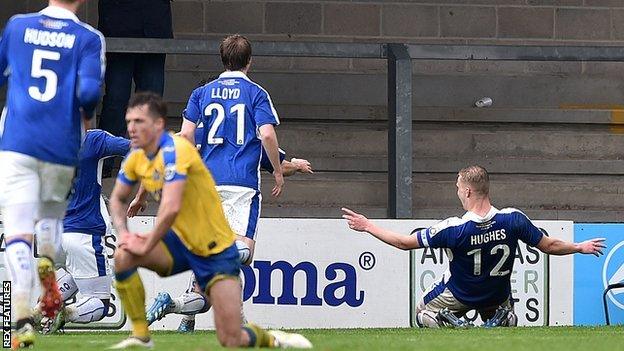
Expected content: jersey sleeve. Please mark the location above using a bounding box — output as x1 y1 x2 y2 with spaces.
101 131 130 158
77 31 105 118
414 217 461 249
260 148 286 173
0 21 12 87
253 88 280 127
163 140 193 183
117 151 138 186
514 211 544 247
182 88 202 124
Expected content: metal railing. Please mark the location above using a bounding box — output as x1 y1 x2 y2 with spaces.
107 38 624 219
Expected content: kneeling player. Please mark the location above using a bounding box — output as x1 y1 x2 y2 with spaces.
142 143 313 331
108 92 311 349
38 129 129 332
342 165 606 328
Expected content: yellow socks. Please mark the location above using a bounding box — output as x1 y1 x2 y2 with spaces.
115 269 149 339
243 323 276 347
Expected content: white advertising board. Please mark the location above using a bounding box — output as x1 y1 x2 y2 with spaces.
0 217 574 330
148 218 412 329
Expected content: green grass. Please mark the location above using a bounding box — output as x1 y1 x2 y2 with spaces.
32 326 624 351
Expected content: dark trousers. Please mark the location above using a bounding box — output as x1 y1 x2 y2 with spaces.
99 52 166 137
98 53 166 175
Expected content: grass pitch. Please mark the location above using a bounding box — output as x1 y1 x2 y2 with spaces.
35 326 623 350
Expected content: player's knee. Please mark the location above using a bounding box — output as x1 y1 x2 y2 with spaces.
56 267 79 301
113 248 134 272
415 310 442 328
235 240 252 265
217 329 242 348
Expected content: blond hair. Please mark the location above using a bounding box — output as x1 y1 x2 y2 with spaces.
458 165 489 196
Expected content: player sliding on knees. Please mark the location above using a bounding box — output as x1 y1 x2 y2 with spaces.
342 165 606 328
108 92 311 349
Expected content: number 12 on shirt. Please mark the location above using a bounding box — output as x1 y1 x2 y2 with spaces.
204 103 245 145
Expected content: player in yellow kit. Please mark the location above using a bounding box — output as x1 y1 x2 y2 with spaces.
108 92 311 349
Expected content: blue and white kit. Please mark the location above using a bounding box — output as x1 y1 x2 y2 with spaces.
0 5 105 237
60 129 129 300
414 207 543 313
184 71 280 240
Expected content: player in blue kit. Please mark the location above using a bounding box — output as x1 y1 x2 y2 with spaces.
179 35 283 262
164 35 283 330
0 1 104 347
342 165 606 328
37 129 129 334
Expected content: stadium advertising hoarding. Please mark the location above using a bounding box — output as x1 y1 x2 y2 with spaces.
148 218 413 329
574 224 624 325
410 220 572 327
0 217 575 329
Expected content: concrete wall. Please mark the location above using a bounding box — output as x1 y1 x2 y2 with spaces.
3 1 624 221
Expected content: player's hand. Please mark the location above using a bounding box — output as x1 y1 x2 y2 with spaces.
127 197 147 218
272 172 284 197
117 230 133 248
578 238 606 256
291 158 313 174
341 207 371 232
123 233 150 256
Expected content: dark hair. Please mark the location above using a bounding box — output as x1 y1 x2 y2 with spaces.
458 165 490 196
219 35 251 71
127 92 167 119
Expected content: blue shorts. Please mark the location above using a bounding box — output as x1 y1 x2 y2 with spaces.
160 230 240 292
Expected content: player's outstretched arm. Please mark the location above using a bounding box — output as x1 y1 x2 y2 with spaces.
341 207 419 250
282 158 313 176
536 235 606 256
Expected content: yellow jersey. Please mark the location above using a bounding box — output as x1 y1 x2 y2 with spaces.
118 133 235 256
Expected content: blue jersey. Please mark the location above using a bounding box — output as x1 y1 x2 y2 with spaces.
183 71 280 190
64 130 129 236
0 6 105 166
193 126 285 173
415 207 544 309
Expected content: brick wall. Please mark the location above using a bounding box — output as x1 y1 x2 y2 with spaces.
4 1 624 77
3 1 624 220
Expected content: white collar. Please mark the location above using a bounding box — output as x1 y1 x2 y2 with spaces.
462 206 499 223
40 6 79 21
219 71 250 81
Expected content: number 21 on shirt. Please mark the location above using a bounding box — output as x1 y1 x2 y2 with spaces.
204 103 245 145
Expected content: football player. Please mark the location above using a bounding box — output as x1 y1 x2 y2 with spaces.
37 129 129 333
343 165 606 328
0 1 104 347
108 92 311 349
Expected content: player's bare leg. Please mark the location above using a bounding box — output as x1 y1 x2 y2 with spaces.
110 242 173 349
209 277 312 349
